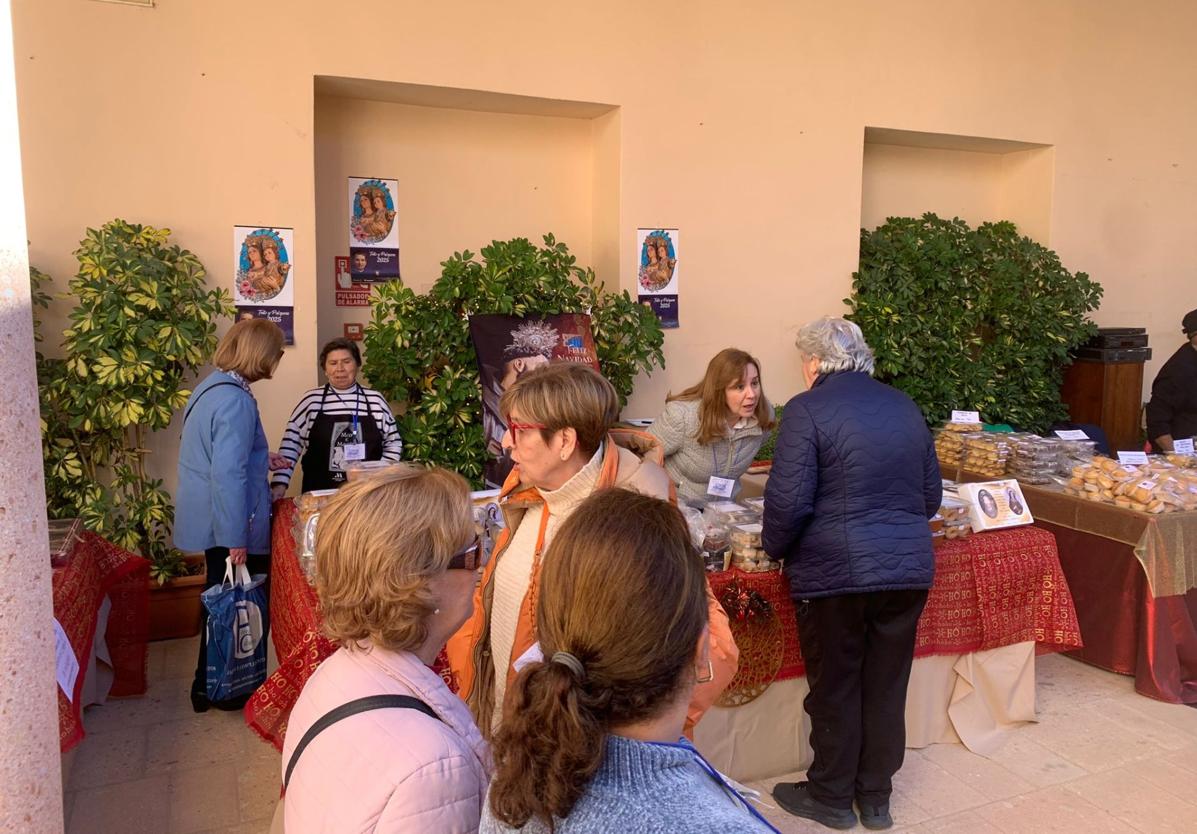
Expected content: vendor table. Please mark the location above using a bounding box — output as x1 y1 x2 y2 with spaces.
52 532 150 752
1018 483 1197 704
693 526 1083 781
245 499 457 750
946 466 1197 705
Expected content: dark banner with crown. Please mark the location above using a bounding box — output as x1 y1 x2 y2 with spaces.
468 313 600 488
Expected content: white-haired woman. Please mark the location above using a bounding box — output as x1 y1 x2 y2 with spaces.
762 317 941 831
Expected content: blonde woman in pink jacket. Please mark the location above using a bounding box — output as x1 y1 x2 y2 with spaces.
281 466 492 833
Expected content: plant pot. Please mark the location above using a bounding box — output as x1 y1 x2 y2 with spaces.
148 555 206 642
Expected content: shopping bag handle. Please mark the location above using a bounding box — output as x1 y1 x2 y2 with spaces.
222 557 254 589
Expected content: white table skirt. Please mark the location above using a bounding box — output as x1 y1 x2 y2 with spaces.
694 640 1037 782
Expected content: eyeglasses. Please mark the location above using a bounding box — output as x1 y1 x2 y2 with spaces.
447 533 487 571
505 418 548 434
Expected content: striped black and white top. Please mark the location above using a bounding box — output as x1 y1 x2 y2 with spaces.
272 383 403 488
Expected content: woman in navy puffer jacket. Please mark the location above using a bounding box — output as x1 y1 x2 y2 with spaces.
763 317 940 833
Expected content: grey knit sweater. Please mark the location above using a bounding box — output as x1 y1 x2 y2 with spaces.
648 399 771 504
478 735 775 833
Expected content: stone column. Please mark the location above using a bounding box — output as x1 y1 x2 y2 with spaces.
0 0 64 830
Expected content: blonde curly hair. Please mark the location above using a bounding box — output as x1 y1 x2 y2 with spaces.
316 465 474 652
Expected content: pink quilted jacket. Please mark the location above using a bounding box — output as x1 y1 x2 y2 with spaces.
282 644 492 833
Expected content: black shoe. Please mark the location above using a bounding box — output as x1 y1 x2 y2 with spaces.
190 684 210 713
857 799 893 830
772 782 857 830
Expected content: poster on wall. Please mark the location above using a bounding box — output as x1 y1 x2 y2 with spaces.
637 228 679 328
233 225 295 344
468 313 601 488
348 176 400 281
236 306 295 345
334 255 371 307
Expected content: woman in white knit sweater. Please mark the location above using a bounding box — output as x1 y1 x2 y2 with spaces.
446 363 739 739
648 348 775 504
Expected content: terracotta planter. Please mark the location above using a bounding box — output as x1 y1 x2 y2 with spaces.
148 555 207 642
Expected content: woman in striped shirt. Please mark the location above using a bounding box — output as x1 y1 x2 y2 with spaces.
271 338 404 497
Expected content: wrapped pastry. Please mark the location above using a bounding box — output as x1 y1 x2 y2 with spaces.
730 523 763 548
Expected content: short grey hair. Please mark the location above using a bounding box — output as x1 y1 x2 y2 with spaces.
795 317 875 376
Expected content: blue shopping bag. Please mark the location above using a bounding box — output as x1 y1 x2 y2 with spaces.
203 558 270 702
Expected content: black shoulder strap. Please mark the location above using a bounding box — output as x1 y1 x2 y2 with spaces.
283 694 440 791
182 381 244 425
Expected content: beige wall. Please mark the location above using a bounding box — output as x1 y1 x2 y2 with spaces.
313 95 599 353
14 0 1197 494
861 142 1055 244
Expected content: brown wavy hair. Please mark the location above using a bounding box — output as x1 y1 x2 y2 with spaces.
666 347 774 444
487 489 708 828
315 464 473 652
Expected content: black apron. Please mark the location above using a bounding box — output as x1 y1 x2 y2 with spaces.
301 384 385 491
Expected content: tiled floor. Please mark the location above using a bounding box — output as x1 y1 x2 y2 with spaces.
65 637 281 834
749 655 1197 833
65 640 1197 833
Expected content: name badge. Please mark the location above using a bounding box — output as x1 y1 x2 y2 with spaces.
342 443 367 462
707 476 736 498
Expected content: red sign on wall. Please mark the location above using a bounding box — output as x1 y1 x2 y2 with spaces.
334 256 371 307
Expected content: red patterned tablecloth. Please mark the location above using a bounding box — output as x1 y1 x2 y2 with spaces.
246 499 456 751
52 532 150 753
710 526 1082 687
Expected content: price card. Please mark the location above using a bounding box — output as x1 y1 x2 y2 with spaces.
1118 451 1149 466
951 410 981 424
1173 438 1195 455
1054 430 1089 441
1138 480 1157 490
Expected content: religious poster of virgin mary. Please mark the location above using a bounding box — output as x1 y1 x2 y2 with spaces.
348 176 400 281
233 226 295 343
469 313 601 488
636 228 680 328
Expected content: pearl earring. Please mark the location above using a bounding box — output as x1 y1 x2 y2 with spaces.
433 608 440 615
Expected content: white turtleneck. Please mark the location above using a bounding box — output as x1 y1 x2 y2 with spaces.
489 445 604 730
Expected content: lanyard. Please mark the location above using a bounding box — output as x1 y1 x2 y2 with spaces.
711 437 737 479
328 384 362 434
645 739 778 832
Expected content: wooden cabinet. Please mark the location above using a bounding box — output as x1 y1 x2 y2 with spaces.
1060 359 1145 453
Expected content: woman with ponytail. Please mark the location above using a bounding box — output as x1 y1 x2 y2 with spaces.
480 489 775 833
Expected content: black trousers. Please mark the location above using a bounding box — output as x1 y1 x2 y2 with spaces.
193 546 270 693
795 589 928 810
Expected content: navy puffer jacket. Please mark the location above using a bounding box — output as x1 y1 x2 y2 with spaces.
762 371 942 599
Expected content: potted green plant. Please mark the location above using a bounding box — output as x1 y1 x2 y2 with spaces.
34 220 232 638
364 234 666 485
847 214 1103 431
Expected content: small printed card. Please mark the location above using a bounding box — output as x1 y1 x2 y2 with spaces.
951 410 981 424
1173 438 1195 455
1055 430 1089 441
1118 451 1149 466
956 479 1034 532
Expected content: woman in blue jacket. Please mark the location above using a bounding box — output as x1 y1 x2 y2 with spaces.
175 318 289 712
762 317 940 832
